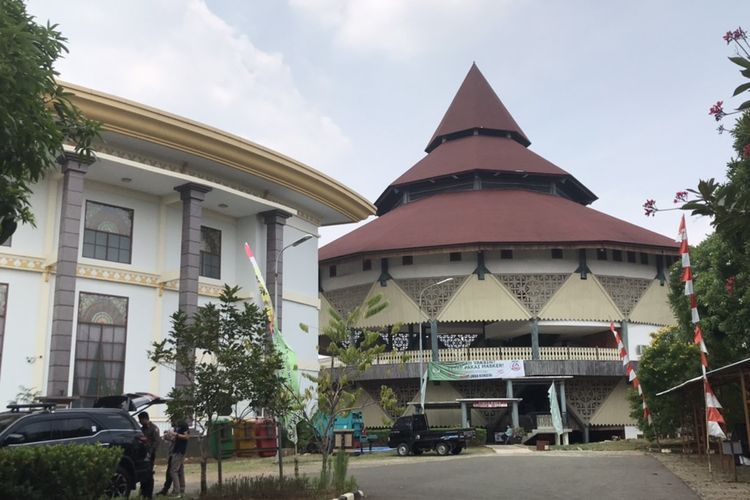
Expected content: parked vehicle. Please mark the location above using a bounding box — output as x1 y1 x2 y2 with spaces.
306 410 365 453
387 414 475 456
0 393 168 497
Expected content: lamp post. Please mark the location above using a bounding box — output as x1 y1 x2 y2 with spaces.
270 233 313 478
273 234 313 332
417 277 453 413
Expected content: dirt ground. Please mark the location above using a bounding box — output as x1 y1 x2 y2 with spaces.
651 453 750 500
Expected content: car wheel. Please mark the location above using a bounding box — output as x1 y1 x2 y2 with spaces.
396 443 410 456
435 442 451 456
451 445 463 455
106 465 132 498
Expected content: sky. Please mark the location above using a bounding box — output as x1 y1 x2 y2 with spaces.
26 0 750 246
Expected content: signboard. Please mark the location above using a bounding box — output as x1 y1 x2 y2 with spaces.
428 360 525 381
473 401 508 409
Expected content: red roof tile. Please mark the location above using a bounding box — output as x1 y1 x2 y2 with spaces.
320 189 677 261
426 63 530 152
391 135 569 187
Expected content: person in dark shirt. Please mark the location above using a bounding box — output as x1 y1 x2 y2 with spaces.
138 412 160 498
168 421 189 497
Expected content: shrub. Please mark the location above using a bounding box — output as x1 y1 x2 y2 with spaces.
470 427 487 446
0 444 122 500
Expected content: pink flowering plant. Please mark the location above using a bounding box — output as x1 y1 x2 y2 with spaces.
643 27 750 232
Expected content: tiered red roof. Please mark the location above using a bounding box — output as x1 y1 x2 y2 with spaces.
320 190 677 261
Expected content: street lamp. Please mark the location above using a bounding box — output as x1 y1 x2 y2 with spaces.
417 277 453 413
270 233 313 478
272 234 314 329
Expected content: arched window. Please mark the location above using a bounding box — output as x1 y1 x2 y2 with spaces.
72 292 128 407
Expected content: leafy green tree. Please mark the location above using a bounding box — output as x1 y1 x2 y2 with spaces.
0 0 100 242
667 235 750 367
628 327 701 441
149 285 285 493
289 295 391 477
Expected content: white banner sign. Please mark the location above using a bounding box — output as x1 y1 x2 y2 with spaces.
428 360 525 381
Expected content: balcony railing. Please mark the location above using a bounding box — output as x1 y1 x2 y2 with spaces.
326 346 620 367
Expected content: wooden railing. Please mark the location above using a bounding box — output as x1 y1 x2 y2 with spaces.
324 346 620 367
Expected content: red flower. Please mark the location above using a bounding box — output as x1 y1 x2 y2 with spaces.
673 191 688 204
725 276 736 296
643 199 657 217
734 27 747 40
709 100 725 121
724 31 735 43
743 144 750 159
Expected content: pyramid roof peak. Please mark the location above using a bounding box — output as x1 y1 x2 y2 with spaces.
426 63 530 152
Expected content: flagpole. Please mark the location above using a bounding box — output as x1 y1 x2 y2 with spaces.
678 216 724 474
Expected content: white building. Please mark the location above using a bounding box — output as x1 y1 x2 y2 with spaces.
0 83 373 420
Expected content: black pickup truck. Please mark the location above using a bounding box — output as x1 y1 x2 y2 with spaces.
387 414 475 456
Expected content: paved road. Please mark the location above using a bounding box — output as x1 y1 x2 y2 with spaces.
353 452 698 499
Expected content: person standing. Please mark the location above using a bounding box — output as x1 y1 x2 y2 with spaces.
169 420 189 497
156 426 175 496
138 412 160 498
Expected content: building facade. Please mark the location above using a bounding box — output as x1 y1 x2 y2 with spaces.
0 84 374 420
318 65 678 442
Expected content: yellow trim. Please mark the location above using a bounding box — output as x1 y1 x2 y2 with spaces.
62 82 375 224
437 275 530 322
358 281 426 328
539 274 623 322
628 280 677 326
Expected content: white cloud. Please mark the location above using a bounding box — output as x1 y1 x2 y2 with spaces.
27 0 350 169
290 0 506 60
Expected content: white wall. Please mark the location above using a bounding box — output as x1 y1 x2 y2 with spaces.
0 270 48 404
626 323 662 361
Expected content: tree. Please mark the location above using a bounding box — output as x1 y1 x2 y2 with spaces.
628 327 701 441
0 0 100 243
148 285 285 493
289 294 393 478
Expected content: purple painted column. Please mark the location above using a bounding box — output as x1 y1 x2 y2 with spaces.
262 210 289 332
47 154 89 398
174 182 211 387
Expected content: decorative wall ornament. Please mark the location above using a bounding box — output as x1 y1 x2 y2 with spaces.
0 253 46 272
77 264 160 287
495 273 568 315
565 378 619 423
596 276 653 317
396 276 464 318
322 283 372 317
391 333 410 351
361 380 419 410
438 334 478 349
339 329 363 348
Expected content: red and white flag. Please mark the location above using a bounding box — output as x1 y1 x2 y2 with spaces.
678 216 726 439
610 323 652 425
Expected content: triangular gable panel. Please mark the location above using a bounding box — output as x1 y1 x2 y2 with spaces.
405 382 488 428
319 294 336 334
358 281 426 328
539 274 623 321
629 280 678 326
355 388 392 428
589 379 637 427
438 274 530 322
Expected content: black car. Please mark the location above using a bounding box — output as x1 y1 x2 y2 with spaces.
0 399 158 497
388 414 475 456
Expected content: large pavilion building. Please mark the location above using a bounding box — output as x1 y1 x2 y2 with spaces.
0 84 374 423
318 64 679 442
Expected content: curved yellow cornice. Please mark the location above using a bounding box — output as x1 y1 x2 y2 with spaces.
62 82 375 224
